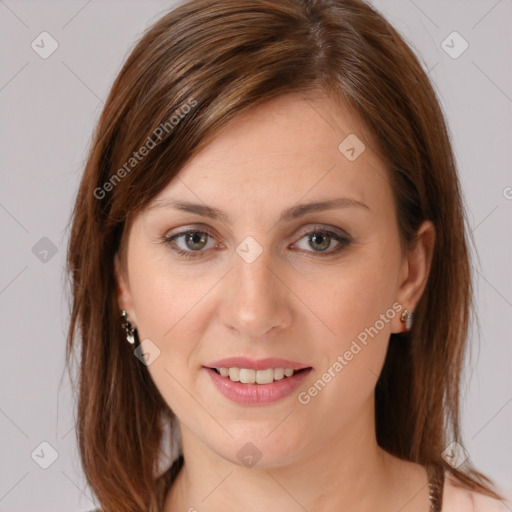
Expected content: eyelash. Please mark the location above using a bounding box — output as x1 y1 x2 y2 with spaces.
161 225 352 259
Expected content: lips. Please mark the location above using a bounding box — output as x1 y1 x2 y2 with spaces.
203 357 313 404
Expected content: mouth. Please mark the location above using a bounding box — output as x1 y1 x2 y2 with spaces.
203 358 313 404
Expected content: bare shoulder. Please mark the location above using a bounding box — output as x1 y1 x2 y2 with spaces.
442 474 511 511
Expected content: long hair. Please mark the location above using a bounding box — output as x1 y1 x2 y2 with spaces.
64 0 502 510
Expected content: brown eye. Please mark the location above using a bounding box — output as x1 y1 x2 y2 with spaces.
183 231 209 251
164 229 218 258
294 228 351 256
308 232 331 251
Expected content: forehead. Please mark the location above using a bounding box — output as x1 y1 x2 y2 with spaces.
147 93 390 217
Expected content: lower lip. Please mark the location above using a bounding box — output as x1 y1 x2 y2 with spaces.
204 367 313 405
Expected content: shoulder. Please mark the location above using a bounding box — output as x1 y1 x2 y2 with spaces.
442 474 511 511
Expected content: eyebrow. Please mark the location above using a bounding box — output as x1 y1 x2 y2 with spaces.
147 197 370 223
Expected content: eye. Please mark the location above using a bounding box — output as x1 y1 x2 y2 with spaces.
293 227 351 256
163 228 221 258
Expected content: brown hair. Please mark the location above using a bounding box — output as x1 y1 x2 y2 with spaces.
64 0 503 510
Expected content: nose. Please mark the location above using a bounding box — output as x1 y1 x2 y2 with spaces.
218 248 293 339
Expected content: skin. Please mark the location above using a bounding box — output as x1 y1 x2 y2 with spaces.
115 92 436 512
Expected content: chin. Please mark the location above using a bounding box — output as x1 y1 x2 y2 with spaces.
208 432 307 470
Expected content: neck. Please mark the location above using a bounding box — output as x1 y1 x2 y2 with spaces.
163 399 412 512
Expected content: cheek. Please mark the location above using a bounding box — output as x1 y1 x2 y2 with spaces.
295 247 400 407
127 242 213 343
126 249 222 406
304 249 399 347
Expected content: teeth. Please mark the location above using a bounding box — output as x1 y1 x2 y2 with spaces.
239 369 256 384
274 368 284 380
256 369 273 384
228 367 240 382
215 367 301 384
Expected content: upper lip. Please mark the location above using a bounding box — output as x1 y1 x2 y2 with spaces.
204 357 311 371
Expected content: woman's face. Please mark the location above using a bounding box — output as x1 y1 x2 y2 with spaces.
115 92 432 468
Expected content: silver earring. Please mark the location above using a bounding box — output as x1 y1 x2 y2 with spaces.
400 309 413 331
120 310 138 344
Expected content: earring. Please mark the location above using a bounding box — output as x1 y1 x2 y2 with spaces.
400 309 413 331
120 310 138 344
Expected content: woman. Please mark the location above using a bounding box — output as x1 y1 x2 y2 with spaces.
65 0 509 511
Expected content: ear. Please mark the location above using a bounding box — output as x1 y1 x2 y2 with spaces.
114 252 137 323
391 220 435 334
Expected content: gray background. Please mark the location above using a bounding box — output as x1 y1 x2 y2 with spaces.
0 1 511 510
